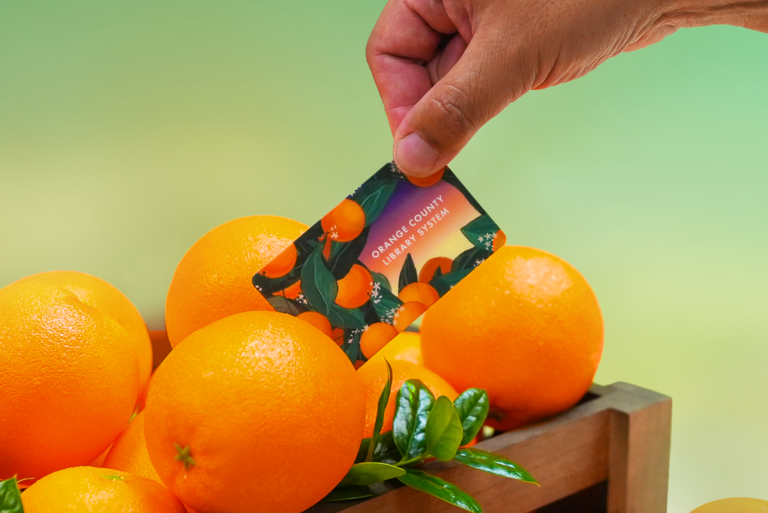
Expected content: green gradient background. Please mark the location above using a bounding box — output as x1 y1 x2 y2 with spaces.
1 2 766 510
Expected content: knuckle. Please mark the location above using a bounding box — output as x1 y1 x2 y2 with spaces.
429 84 477 140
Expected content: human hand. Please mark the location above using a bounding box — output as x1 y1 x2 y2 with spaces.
367 0 768 176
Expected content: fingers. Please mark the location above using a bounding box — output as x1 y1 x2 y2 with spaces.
366 0 461 135
393 26 532 176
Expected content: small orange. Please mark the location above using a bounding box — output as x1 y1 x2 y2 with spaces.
360 322 399 359
165 215 307 348
103 411 162 485
21 466 186 513
357 359 457 438
0 279 140 481
368 331 423 366
259 242 298 278
297 311 332 337
335 264 373 309
418 257 453 283
274 280 302 300
421 246 604 431
398 282 440 308
493 230 507 251
330 327 345 346
144 311 365 513
321 199 366 242
393 301 428 332
407 168 445 187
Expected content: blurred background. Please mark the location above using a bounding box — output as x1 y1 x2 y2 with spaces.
1 1 766 510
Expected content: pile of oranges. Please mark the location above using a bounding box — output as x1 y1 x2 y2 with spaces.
0 214 603 512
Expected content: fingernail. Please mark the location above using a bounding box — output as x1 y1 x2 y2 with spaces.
395 133 439 177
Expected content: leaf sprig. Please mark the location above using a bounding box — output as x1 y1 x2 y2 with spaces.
325 360 537 512
0 477 24 513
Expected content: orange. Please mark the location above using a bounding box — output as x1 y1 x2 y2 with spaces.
144 311 365 513
21 466 186 513
691 498 768 513
493 230 507 251
360 322 399 359
398 282 440 308
368 331 423 366
274 280 302 300
165 215 307 348
357 359 457 438
330 327 345 346
259 242 298 278
0 279 140 481
420 246 604 431
297 311 332 337
418 256 453 283
393 301 428 332
407 167 445 187
335 264 373 309
12 271 152 394
321 199 365 242
103 411 162 485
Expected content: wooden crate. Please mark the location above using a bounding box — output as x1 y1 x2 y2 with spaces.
309 382 671 513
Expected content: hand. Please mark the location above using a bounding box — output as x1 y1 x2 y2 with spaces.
367 0 768 176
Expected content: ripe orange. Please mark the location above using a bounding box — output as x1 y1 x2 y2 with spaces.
368 331 423 366
12 271 153 395
0 279 140 481
103 411 162 485
357 359 457 438
393 301 428 332
418 256 453 283
259 242 298 278
493 230 507 251
165 215 307 348
144 311 365 513
297 311 332 337
21 466 186 513
335 264 373 309
398 282 440 308
420 246 604 431
321 199 365 242
407 168 444 187
692 498 768 513
330 327 345 346
360 322 399 359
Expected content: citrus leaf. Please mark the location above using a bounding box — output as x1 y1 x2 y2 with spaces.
397 469 482 513
342 329 363 363
453 389 490 446
372 430 401 465
454 448 537 484
370 284 404 324
369 270 392 292
356 438 371 463
425 396 464 461
300 245 338 316
266 296 303 316
340 462 405 486
352 179 399 227
451 247 492 273
393 379 435 461
327 304 366 330
398 253 418 292
430 269 472 297
0 477 24 513
460 215 501 251
323 485 372 502
367 359 393 461
328 227 370 279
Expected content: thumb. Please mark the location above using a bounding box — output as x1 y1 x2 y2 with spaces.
393 28 529 177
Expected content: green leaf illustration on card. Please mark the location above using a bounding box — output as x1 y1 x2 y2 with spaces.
267 296 304 316
451 247 492 273
300 245 338 316
398 253 418 293
352 179 399 227
370 285 404 324
327 304 366 331
431 269 472 297
453 389 490 446
393 379 435 461
370 270 392 292
328 227 370 280
343 329 363 361
461 215 501 251
397 469 482 513
252 267 303 296
0 477 23 513
454 448 538 484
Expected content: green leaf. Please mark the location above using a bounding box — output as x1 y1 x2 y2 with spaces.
397 469 482 513
451 247 492 273
425 396 464 461
460 215 501 251
327 304 367 330
352 179 399 227
0 477 24 513
370 285 404 324
369 270 392 292
367 359 393 461
266 296 303 316
323 485 372 502
372 430 401 465
453 389 490 446
327 227 370 279
393 379 435 461
252 267 303 296
300 245 338 316
356 438 371 464
454 448 537 484
398 253 418 292
430 269 472 297
340 462 405 486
